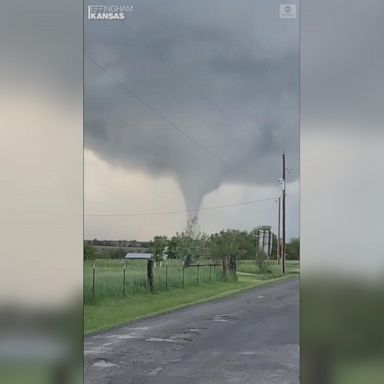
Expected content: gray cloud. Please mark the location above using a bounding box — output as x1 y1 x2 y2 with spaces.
301 0 384 131
85 0 299 213
0 0 82 100
301 0 384 277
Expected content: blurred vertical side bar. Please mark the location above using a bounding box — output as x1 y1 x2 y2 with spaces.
301 1 384 383
0 1 83 383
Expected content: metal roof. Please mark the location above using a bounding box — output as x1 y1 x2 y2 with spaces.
125 253 152 260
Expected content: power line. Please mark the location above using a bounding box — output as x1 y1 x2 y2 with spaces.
85 55 231 167
85 197 278 217
119 19 251 135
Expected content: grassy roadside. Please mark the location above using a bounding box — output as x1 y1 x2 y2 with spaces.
84 273 293 335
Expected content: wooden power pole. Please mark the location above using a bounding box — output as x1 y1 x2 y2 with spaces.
281 153 286 274
277 196 281 264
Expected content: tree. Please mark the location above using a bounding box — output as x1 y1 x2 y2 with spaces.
166 236 178 259
286 238 300 260
208 230 249 280
84 244 97 261
209 230 239 259
255 248 270 272
208 229 257 261
152 235 168 266
173 217 208 266
110 247 126 259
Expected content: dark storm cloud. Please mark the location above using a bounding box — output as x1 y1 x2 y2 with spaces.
84 0 299 211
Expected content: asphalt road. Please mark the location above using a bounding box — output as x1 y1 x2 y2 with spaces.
85 277 299 384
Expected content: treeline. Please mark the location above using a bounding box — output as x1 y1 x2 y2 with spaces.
84 246 127 260
84 239 152 248
285 237 300 260
84 217 300 262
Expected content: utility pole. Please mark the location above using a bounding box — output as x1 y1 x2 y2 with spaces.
267 228 272 259
255 230 260 262
261 229 265 256
277 196 281 264
281 153 286 274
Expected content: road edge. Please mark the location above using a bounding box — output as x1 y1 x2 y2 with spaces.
85 274 297 337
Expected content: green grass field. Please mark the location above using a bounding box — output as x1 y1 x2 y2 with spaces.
84 259 224 304
84 259 299 334
85 273 291 334
237 259 300 275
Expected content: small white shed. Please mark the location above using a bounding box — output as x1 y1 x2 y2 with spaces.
125 252 152 260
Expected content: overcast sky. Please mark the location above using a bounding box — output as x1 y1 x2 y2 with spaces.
84 0 299 241
300 0 384 278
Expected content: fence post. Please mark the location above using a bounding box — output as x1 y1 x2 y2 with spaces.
182 267 185 288
123 267 126 295
147 259 154 293
229 254 236 279
196 263 200 285
92 264 96 300
165 264 168 289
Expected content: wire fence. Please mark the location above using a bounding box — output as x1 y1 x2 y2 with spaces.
84 259 230 304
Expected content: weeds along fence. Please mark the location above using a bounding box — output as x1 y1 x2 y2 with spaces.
84 259 231 304
237 259 299 276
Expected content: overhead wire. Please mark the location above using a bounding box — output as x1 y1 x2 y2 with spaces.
85 197 278 217
118 19 252 136
85 55 231 166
